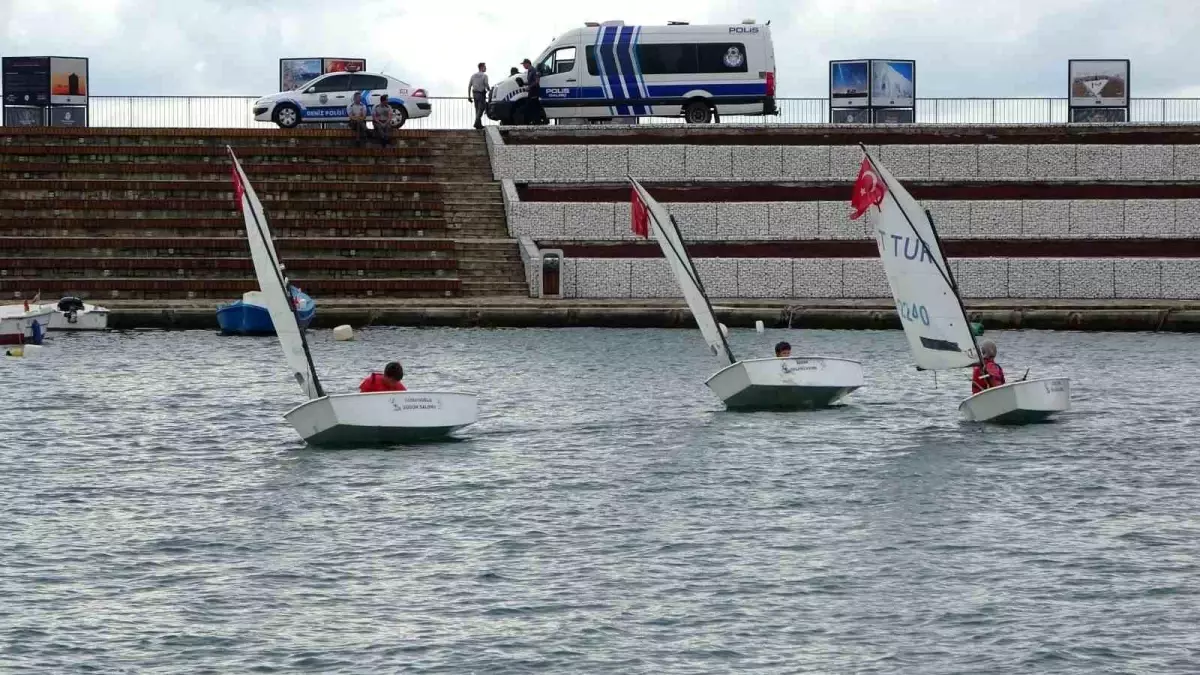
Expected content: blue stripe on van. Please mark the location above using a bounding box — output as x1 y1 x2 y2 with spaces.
615 26 643 115
645 83 768 97
599 26 629 116
591 26 612 115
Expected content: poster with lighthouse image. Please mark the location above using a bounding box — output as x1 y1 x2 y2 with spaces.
50 57 88 105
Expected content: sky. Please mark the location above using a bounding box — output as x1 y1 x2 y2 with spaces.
2 0 1198 100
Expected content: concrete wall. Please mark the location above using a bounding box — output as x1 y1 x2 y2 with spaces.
493 143 1200 182
558 257 1199 300
511 199 1200 241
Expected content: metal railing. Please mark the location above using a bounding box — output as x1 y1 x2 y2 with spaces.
72 96 1200 129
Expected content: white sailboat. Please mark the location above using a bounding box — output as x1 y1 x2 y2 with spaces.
630 178 864 410
855 146 1070 424
229 147 478 445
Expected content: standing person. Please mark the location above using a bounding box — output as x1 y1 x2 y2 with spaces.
360 362 407 392
372 94 394 147
971 340 1006 394
346 92 368 146
521 58 545 124
468 62 490 130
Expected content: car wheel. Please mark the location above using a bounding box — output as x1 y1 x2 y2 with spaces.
273 103 301 129
683 100 713 124
390 104 409 129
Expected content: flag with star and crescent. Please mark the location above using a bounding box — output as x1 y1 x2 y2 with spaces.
849 156 887 220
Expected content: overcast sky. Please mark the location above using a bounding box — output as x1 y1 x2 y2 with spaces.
3 0 1197 99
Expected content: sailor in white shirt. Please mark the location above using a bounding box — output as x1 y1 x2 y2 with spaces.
468 63 489 129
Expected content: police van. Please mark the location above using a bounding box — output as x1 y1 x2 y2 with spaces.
487 19 776 125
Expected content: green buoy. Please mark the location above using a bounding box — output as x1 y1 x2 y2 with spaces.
970 322 985 336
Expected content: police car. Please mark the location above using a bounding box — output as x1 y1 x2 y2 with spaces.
253 71 432 129
488 19 776 125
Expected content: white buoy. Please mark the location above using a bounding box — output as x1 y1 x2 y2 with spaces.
755 320 765 333
333 324 354 341
719 323 729 337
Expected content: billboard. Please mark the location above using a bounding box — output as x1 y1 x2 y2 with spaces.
4 106 45 126
1068 59 1129 107
2 56 51 105
50 57 88 105
50 106 87 127
323 58 365 74
870 59 915 108
280 57 367 91
280 58 323 91
829 60 869 108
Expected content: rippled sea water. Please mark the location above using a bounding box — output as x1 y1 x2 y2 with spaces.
2 326 1199 673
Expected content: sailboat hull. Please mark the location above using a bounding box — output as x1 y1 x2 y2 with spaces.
284 391 479 446
706 357 865 411
957 377 1070 424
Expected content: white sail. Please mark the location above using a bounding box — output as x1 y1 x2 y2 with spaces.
863 153 980 371
230 148 323 399
631 179 735 366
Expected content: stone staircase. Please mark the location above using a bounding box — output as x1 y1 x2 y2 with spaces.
0 128 526 301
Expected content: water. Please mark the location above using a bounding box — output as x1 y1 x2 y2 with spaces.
2 327 1199 673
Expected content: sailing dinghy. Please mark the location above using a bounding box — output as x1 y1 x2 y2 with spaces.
630 178 864 410
852 147 1069 424
229 147 478 445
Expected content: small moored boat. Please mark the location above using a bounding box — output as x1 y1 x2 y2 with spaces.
217 287 315 335
0 302 51 346
36 297 110 331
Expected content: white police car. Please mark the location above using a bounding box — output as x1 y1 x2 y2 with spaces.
253 71 431 129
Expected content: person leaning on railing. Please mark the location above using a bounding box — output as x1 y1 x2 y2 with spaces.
347 92 368 146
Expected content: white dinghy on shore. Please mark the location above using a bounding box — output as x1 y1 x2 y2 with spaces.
854 146 1070 424
229 147 477 445
630 178 864 411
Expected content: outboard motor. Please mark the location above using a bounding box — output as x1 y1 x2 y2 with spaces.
57 296 85 312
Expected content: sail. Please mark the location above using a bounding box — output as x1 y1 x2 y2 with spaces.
229 148 324 399
630 179 736 366
861 151 980 371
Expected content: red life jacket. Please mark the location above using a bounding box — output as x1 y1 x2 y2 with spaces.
359 373 407 393
971 359 1005 394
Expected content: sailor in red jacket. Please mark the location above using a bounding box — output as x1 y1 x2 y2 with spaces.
360 361 407 393
971 340 1005 395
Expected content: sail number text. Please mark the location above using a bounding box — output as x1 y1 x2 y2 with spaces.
898 301 931 326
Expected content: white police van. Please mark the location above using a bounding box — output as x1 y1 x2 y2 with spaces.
488 19 777 125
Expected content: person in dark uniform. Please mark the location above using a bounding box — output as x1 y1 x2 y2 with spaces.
521 58 545 124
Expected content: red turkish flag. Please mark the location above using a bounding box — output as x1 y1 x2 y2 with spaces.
631 186 650 238
850 156 887 220
231 164 245 211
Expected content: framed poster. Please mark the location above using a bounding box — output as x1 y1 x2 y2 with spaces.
49 56 88 105
50 106 87 126
1070 107 1127 123
831 108 871 123
323 58 365 74
2 56 51 105
1068 59 1129 107
829 60 869 107
870 59 915 108
4 106 45 126
873 108 915 124
279 58 323 91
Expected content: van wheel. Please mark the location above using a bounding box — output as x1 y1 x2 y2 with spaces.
273 103 301 129
683 100 713 124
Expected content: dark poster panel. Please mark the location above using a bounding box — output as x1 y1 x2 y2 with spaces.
4 106 45 126
1070 107 1127 123
2 56 51 105
873 108 915 124
831 108 872 123
50 106 87 127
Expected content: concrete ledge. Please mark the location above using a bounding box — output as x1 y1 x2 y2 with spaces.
100 298 1200 332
